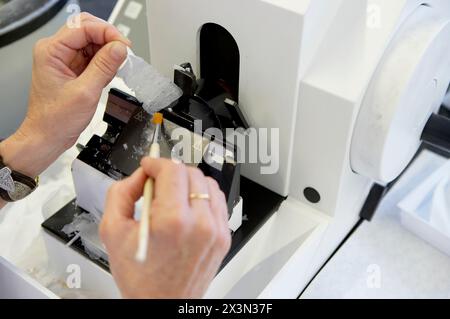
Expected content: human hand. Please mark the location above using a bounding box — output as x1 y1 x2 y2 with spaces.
0 13 130 179
24 12 130 148
100 158 232 299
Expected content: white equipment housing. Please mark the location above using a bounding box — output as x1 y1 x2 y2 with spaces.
144 0 450 298
5 0 450 299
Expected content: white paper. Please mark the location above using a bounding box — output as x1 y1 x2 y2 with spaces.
430 168 450 234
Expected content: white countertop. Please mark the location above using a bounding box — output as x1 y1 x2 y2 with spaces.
302 150 450 299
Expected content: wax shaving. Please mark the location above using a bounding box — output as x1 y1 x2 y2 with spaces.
61 213 107 261
117 54 182 114
128 120 155 161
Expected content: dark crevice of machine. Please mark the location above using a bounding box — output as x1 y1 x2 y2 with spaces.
200 23 240 102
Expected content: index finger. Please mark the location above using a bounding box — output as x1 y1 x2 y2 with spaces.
103 167 147 222
140 157 189 206
51 13 130 63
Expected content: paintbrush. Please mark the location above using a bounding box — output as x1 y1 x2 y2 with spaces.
116 50 181 262
135 112 164 263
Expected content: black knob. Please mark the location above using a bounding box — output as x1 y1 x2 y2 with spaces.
421 113 450 151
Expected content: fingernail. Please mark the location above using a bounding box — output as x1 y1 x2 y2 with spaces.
124 38 132 46
110 42 127 62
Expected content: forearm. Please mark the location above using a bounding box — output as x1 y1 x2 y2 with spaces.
0 126 65 210
0 128 64 177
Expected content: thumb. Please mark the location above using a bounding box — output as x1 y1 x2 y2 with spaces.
80 41 128 92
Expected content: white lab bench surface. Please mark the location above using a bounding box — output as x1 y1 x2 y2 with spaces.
302 150 450 299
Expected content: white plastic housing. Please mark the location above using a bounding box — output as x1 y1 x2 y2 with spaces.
351 3 450 184
146 0 342 196
145 0 450 298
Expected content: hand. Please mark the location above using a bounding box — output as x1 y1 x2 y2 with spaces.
100 158 232 299
0 13 131 178
25 12 131 149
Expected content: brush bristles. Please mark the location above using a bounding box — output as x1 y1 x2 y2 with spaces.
152 112 163 125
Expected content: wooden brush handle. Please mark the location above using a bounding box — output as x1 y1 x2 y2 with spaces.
135 142 160 262
136 177 153 262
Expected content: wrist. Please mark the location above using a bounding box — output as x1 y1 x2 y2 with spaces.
0 124 65 178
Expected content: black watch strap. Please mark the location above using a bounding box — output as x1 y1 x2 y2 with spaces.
0 155 38 202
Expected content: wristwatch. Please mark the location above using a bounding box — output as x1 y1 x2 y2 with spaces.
0 155 39 202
